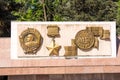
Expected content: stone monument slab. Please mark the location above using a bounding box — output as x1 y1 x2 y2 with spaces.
11 22 116 59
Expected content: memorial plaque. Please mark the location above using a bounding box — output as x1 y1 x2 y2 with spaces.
19 28 42 54
11 22 116 59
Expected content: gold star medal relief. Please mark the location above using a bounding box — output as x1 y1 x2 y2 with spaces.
46 25 61 56
19 28 42 54
46 39 61 56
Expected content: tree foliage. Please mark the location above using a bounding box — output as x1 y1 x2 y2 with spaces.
12 0 44 21
0 0 14 37
117 0 120 35
56 0 117 21
0 0 119 37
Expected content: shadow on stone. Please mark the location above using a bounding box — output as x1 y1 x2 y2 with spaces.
116 37 120 56
0 76 8 80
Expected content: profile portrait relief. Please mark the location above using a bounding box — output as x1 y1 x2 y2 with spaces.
19 28 42 54
25 34 38 47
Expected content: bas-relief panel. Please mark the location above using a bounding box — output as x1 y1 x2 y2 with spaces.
11 22 116 59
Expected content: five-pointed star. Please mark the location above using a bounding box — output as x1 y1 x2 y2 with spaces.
46 41 61 56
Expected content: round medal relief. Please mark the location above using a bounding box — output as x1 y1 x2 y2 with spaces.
75 30 95 50
19 28 42 54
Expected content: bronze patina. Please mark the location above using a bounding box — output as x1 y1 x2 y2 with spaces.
100 30 110 40
64 46 77 57
46 25 61 56
19 28 42 54
75 30 95 50
47 25 59 37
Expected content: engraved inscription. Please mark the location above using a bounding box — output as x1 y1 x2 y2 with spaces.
75 30 95 50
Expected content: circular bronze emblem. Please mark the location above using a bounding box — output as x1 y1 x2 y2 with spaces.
75 30 95 50
19 28 42 54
